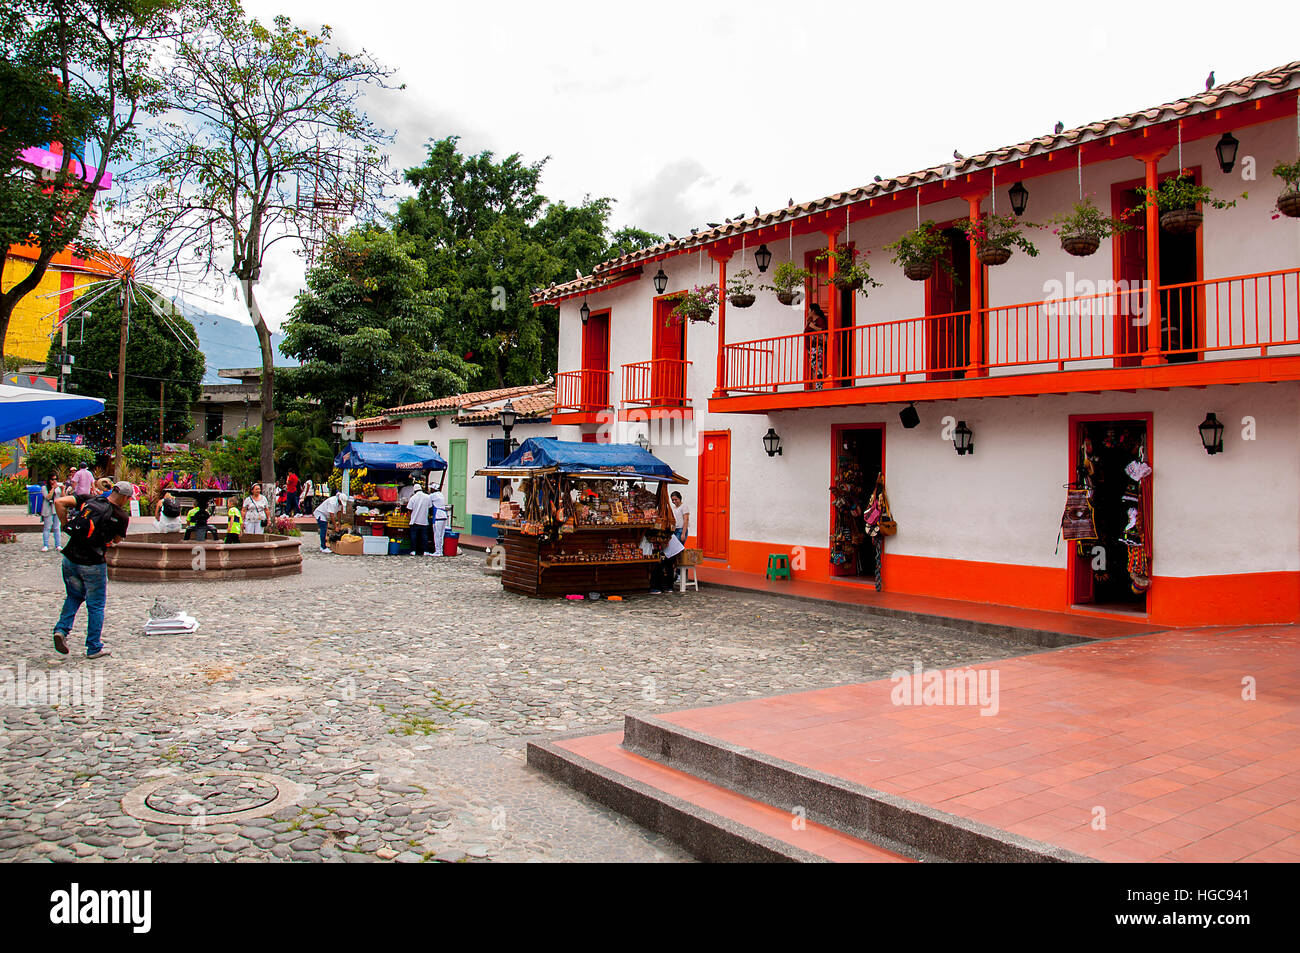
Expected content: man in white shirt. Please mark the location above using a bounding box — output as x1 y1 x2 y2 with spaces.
670 491 690 543
313 491 348 553
406 481 432 555
429 485 449 556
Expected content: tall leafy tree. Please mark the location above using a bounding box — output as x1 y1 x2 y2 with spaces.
43 283 204 447
129 0 396 483
278 226 477 418
394 136 661 390
0 0 176 365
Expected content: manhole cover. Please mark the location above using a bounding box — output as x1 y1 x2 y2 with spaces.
122 770 309 825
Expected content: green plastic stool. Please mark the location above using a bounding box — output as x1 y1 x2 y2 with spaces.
766 553 791 580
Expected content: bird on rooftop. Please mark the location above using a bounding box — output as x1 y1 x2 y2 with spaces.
873 175 882 182
707 222 720 228
953 149 965 161
690 227 698 234
754 206 761 216
1054 121 1064 134
575 268 582 279
724 217 731 224
667 233 677 240
1206 70 1215 90
787 197 794 206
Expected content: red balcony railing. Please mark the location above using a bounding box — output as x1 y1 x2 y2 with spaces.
622 359 692 406
555 368 612 412
721 268 1300 392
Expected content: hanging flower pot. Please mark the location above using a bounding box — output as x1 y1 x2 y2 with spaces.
669 283 718 325
762 261 812 307
1061 234 1101 257
829 275 863 291
726 268 756 308
902 260 935 282
1277 190 1300 218
728 293 755 308
976 244 1012 266
776 290 798 306
817 244 879 295
1160 208 1203 234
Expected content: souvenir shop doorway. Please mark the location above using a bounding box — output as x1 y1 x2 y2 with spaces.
830 424 884 579
1068 415 1153 613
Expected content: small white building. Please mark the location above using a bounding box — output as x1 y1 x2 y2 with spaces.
533 61 1300 627
353 383 555 537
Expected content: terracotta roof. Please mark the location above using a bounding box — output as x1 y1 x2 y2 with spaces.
354 383 553 429
533 60 1300 305
457 389 555 423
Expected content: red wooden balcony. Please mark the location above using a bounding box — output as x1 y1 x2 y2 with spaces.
554 368 612 417
715 268 1300 410
622 358 692 408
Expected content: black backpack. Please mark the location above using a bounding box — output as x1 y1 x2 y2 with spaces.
65 497 114 544
162 498 181 518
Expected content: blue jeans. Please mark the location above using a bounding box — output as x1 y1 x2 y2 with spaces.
42 513 61 549
411 523 429 555
55 557 107 653
317 518 329 549
673 528 684 543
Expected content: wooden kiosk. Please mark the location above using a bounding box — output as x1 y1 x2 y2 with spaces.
476 438 688 597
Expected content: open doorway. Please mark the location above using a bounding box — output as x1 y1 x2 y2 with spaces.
830 424 884 578
926 225 971 379
1070 416 1152 613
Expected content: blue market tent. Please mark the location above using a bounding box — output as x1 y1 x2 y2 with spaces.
335 441 447 472
478 437 685 483
0 383 105 444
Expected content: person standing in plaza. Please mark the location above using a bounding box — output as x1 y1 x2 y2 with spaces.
284 469 300 517
224 499 242 544
406 478 432 556
429 482 449 556
39 476 63 552
300 477 314 515
69 464 93 498
670 491 690 543
50 480 131 659
313 490 348 553
242 483 270 536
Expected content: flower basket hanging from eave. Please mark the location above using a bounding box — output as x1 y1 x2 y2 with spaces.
1277 190 1300 218
976 245 1012 266
1160 208 1203 234
902 260 935 282
1061 234 1102 257
728 293 756 308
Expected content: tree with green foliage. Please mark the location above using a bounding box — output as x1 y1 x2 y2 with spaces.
207 425 260 489
128 0 396 486
43 284 204 447
0 0 177 365
278 227 477 419
24 440 96 479
394 136 662 390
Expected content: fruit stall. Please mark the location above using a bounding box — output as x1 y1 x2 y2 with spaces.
333 441 448 555
475 437 688 597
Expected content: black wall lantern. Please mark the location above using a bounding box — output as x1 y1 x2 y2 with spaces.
754 244 772 273
653 267 669 294
1199 412 1224 454
953 420 974 455
1008 181 1029 217
635 433 651 452
579 301 590 324
1215 132 1240 174
899 402 920 429
762 427 783 457
499 399 517 451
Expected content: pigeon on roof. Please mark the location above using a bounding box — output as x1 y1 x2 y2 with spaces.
1054 121 1064 134
1206 70 1215 89
953 149 965 160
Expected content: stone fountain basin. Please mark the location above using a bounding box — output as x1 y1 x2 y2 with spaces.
106 533 303 582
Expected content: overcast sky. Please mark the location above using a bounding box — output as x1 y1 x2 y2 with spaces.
206 0 1300 329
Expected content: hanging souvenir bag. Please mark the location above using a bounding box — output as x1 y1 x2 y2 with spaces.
1060 485 1097 541
877 486 897 536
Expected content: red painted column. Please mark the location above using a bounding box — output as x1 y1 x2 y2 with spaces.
824 228 841 386
1138 151 1167 366
966 195 984 374
711 251 729 398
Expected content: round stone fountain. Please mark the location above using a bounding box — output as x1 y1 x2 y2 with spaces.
106 533 303 582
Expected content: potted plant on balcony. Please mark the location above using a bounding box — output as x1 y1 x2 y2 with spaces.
668 283 718 324
958 213 1039 266
885 221 949 281
1274 160 1300 218
762 261 812 306
1137 172 1241 234
815 244 882 294
727 268 756 308
1047 197 1132 257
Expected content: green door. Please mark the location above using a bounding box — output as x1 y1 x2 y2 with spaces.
448 439 468 530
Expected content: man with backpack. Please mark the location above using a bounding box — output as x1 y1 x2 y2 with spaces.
51 481 132 659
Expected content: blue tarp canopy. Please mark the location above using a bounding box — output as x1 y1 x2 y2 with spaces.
334 441 447 472
476 437 685 483
0 383 104 444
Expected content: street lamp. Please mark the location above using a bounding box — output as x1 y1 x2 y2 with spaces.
499 399 517 452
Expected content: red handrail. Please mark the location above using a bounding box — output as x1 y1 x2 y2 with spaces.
555 368 612 412
622 358 692 406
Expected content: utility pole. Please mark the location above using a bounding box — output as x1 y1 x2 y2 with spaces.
114 278 129 478
159 379 165 446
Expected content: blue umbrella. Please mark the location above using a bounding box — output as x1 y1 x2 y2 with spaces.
0 383 105 443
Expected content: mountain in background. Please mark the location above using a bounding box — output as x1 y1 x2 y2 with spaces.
174 300 296 384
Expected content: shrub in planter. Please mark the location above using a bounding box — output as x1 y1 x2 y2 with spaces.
762 261 812 305
1137 172 1242 234
958 213 1039 266
815 244 881 294
24 442 96 481
885 222 950 282
0 478 28 505
1047 197 1132 257
1273 160 1300 218
668 283 718 324
727 268 757 308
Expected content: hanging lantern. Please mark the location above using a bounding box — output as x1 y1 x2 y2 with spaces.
762 427 783 457
1008 181 1029 217
1215 132 1239 174
653 267 668 294
579 301 590 324
754 244 773 273
1199 413 1224 455
634 433 650 452
953 420 974 456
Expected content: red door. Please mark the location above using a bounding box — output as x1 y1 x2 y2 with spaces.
581 310 610 408
698 431 730 559
925 226 970 379
1112 183 1148 366
651 297 686 405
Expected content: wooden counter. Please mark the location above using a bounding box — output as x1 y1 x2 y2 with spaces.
498 525 662 597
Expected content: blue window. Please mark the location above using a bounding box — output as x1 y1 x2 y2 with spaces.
486 438 508 499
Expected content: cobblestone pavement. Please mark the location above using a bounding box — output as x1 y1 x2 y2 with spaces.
0 535 1033 863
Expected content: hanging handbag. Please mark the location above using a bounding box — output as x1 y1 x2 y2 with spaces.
1060 486 1097 541
877 488 897 536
